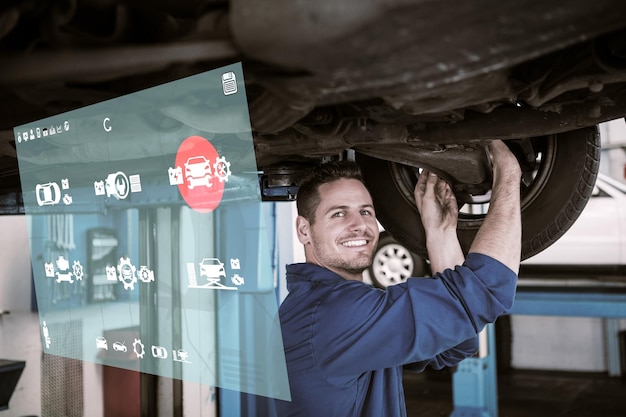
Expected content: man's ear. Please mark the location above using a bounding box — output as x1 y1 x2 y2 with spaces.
295 216 311 245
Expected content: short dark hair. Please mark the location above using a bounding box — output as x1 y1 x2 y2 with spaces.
296 161 367 223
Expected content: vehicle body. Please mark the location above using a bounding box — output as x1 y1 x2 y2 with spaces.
2 1 626 259
199 258 226 279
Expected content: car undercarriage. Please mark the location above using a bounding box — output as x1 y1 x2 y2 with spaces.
1 0 626 258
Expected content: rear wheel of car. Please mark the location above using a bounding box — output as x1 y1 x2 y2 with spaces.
357 127 601 261
367 232 430 289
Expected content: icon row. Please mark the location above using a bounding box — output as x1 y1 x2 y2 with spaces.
168 155 231 188
17 121 70 143
34 153 232 207
94 171 142 200
35 171 143 207
44 256 154 291
96 336 192 363
110 256 155 291
44 256 84 284
42 255 245 291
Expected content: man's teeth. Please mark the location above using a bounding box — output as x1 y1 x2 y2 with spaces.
342 240 367 247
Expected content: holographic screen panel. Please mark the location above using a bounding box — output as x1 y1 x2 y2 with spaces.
14 63 290 401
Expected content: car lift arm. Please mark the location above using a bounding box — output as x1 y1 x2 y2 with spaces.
449 286 626 417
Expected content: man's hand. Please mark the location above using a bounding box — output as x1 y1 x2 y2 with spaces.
414 170 458 235
469 140 522 273
414 170 464 273
487 140 522 183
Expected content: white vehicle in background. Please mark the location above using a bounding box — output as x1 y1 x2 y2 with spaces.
520 173 626 277
367 173 626 288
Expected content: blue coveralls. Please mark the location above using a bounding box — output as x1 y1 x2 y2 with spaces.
275 252 517 417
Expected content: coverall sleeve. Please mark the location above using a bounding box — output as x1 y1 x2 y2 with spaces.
405 337 479 372
312 253 516 381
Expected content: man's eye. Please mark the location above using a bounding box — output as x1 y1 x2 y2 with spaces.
361 209 373 216
331 212 345 218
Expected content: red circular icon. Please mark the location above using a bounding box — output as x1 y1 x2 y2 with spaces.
175 136 225 213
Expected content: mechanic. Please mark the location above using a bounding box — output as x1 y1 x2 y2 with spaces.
275 140 521 417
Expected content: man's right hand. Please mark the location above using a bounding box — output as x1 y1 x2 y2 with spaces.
487 140 522 183
469 140 522 273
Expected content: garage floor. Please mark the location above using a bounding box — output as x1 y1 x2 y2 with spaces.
404 369 626 417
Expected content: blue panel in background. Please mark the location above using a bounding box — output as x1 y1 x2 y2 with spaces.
13 63 290 401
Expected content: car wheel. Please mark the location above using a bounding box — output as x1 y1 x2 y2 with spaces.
368 232 430 289
357 126 601 261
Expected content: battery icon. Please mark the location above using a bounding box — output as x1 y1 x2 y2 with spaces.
221 71 237 95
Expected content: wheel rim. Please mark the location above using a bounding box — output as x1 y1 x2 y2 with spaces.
371 243 415 287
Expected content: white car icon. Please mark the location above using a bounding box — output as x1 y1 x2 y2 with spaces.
36 182 61 206
96 337 108 350
113 341 127 352
184 156 212 189
199 258 226 279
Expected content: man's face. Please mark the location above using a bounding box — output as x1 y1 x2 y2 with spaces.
297 178 379 280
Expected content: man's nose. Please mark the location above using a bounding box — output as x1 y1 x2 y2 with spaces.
348 213 367 231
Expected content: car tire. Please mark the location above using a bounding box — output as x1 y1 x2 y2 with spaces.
357 127 601 261
367 232 430 289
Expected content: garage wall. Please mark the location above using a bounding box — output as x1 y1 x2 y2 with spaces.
511 315 626 372
0 215 105 416
511 316 607 371
0 215 32 312
0 215 41 416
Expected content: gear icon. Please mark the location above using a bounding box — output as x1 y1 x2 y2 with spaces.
138 266 154 283
117 257 137 291
72 261 84 281
133 338 145 359
213 156 231 183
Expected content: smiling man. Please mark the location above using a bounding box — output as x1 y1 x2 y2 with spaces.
296 174 380 281
276 140 522 417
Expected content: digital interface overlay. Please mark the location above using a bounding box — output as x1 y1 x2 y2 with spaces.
14 63 290 401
